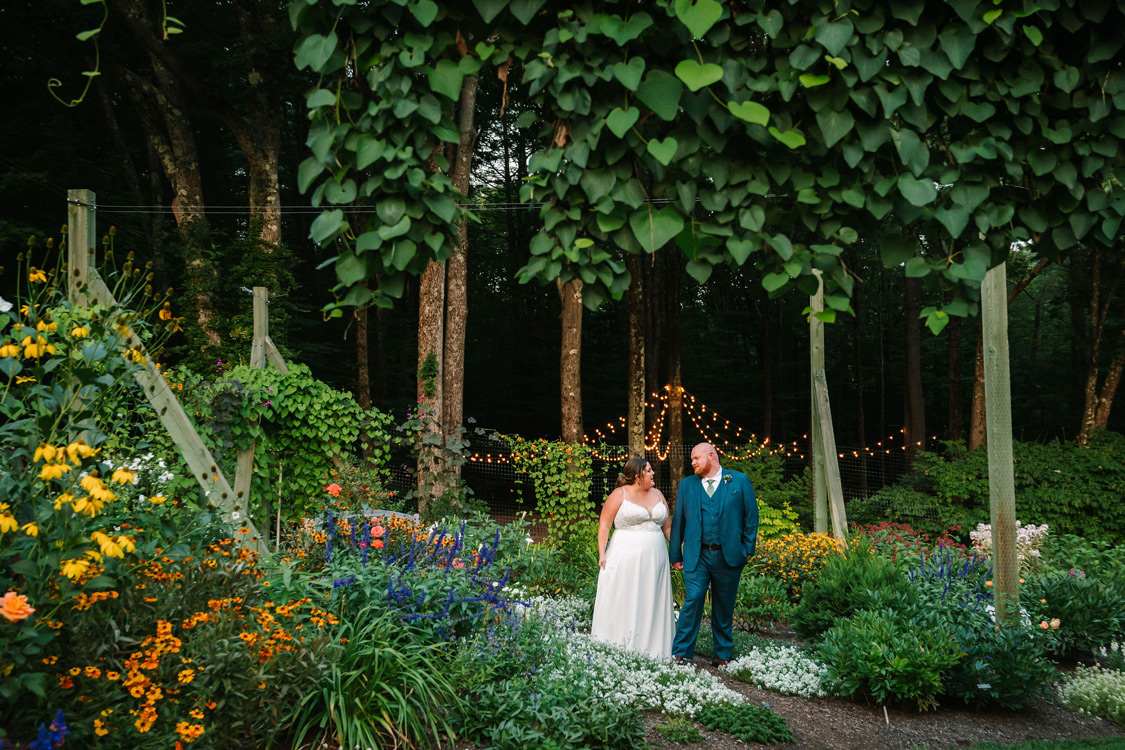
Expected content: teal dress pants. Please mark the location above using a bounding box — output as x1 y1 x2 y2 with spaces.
672 547 744 660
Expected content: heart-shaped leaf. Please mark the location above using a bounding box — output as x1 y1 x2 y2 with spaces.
606 107 640 138
762 272 790 292
428 60 464 101
674 0 723 39
646 137 678 165
726 237 756 265
816 108 855 148
409 0 438 25
471 0 507 23
934 206 970 237
1054 66 1080 93
799 73 831 87
685 259 714 284
311 209 345 244
674 59 724 92
509 0 547 25
295 32 338 72
629 206 685 253
612 57 646 91
898 174 937 206
336 252 367 285
729 100 770 126
601 12 653 45
637 70 683 121
769 126 806 149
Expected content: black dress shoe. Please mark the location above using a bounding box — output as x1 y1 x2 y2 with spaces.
711 658 729 667
672 655 691 664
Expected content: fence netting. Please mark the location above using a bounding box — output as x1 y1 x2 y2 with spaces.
386 432 921 537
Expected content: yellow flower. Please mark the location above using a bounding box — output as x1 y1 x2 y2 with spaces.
15 375 37 384
149 495 167 505
71 495 105 517
38 462 72 481
94 718 109 737
29 267 47 283
111 468 136 485
21 522 39 537
36 320 58 333
65 441 98 462
71 326 90 339
60 558 91 581
0 514 17 534
33 444 58 463
0 343 19 358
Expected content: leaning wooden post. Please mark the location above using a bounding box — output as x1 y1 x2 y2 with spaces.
67 189 97 306
981 262 1019 624
66 190 268 557
809 270 828 533
812 369 848 540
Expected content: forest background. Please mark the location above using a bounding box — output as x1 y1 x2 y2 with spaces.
1 0 1121 473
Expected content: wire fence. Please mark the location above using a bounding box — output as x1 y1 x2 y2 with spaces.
386 432 917 537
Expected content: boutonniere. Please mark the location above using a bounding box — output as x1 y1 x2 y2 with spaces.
722 474 733 484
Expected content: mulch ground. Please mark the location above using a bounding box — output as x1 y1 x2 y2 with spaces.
642 656 1125 750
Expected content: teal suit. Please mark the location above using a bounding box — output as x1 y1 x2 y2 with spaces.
669 469 758 660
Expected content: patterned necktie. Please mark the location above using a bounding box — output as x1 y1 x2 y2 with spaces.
705 478 716 497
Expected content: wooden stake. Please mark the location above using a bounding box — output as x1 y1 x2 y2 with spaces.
810 270 828 533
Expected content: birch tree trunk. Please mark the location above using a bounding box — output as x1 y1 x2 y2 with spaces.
626 254 646 457
558 278 584 445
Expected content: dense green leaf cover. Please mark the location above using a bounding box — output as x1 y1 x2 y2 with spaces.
294 0 1125 330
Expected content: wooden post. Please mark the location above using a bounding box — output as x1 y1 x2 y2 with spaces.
982 262 1020 624
810 270 828 533
67 191 268 556
67 189 97 306
813 369 848 539
234 286 290 539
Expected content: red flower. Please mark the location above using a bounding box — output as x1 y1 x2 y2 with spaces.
373 540 384 549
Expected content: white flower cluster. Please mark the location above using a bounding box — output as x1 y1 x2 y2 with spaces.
970 520 1049 574
1096 641 1125 671
1060 664 1125 725
523 594 593 632
721 644 837 698
549 633 744 717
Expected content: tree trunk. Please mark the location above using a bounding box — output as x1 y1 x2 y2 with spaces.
417 259 446 508
1077 250 1125 445
947 299 964 443
760 288 774 439
904 277 925 456
355 292 372 460
1069 252 1090 436
665 263 684 503
1094 346 1125 432
558 277 584 444
626 254 646 457
442 75 479 437
969 257 1051 450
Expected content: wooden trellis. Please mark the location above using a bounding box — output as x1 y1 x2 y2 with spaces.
67 188 269 556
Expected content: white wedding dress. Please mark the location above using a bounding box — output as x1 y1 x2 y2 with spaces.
590 498 675 659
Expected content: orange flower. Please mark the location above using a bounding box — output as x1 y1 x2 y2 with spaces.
1040 621 1050 629
0 591 35 622
325 483 342 496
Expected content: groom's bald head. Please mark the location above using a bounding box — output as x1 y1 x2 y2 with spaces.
690 443 719 477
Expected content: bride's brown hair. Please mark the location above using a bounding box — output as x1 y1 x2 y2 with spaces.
615 457 649 488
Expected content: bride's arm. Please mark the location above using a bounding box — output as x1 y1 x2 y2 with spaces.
656 490 672 542
597 488 624 569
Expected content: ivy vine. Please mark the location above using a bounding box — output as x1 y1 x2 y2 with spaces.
505 434 596 540
294 0 1125 331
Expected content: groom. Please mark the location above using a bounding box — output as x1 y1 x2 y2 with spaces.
669 442 759 666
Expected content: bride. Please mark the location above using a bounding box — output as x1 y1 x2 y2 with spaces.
590 457 675 659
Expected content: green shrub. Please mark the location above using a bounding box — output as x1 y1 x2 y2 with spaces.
1024 571 1125 655
286 609 461 750
1059 665 1125 727
819 609 961 711
1042 533 1125 591
654 714 704 744
735 572 793 628
789 537 916 639
940 623 1056 710
846 480 982 541
695 703 793 745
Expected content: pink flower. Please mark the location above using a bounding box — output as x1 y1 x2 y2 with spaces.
372 525 385 538
1050 618 1061 629
452 559 464 569
326 483 341 497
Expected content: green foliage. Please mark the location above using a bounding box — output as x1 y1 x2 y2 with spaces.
417 349 440 397
654 714 704 744
940 622 1056 710
1042 533 1125 591
1059 665 1125 728
971 740 1125 750
790 537 916 639
286 608 460 750
506 435 595 541
695 703 793 745
145 362 393 522
298 0 1125 330
819 608 961 711
846 481 980 540
1024 571 1125 655
527 518 600 599
690 622 769 661
734 572 793 628
722 442 810 531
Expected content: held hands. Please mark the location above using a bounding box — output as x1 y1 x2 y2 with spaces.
672 562 683 571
